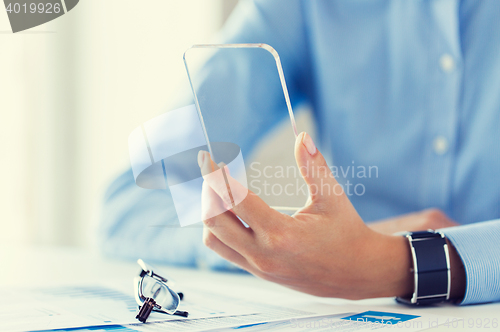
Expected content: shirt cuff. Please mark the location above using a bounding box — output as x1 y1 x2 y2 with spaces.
440 219 500 305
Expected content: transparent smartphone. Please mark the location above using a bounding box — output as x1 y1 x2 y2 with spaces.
183 44 303 214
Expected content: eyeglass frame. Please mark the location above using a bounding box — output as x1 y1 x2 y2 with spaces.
134 259 188 322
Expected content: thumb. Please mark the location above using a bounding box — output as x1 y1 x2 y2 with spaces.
294 132 342 205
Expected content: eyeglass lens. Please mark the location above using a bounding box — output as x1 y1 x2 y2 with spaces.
141 274 180 313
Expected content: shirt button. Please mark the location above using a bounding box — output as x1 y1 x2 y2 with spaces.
440 54 455 72
433 136 449 155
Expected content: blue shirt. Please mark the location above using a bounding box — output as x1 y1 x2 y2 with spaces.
99 0 500 305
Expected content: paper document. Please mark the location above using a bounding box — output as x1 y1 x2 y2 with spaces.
207 311 451 331
128 300 312 332
0 285 259 332
0 284 457 332
126 308 456 332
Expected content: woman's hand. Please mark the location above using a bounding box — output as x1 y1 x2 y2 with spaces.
197 132 414 300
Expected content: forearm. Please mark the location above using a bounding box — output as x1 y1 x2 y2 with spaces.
364 233 413 299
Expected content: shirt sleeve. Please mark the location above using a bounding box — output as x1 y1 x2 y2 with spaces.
440 219 500 305
98 0 311 269
98 169 238 270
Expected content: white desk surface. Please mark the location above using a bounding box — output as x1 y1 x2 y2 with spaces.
1 245 498 331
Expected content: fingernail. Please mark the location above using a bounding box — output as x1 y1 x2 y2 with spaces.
197 150 206 168
302 132 317 156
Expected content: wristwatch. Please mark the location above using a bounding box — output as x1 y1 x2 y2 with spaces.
396 230 451 305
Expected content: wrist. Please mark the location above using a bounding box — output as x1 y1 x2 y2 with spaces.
361 231 413 298
362 232 465 302
382 234 414 298
395 231 465 305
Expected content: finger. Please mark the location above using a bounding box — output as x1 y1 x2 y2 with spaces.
294 132 343 206
202 227 254 271
203 227 282 283
201 166 232 219
201 179 255 253
198 150 282 233
198 152 247 209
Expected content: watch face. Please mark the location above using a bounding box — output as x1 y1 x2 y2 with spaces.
402 231 450 306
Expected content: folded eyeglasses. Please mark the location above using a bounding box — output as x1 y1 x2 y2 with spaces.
134 259 188 323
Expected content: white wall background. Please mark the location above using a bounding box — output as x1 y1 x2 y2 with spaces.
0 0 313 249
0 0 237 248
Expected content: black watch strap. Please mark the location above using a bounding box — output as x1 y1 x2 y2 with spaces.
396 230 451 305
